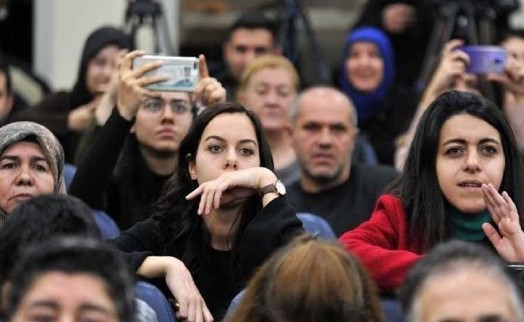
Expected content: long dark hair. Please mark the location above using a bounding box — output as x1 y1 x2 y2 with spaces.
396 90 524 251
152 102 274 273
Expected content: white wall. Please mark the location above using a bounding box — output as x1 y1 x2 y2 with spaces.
511 1 524 27
34 0 179 91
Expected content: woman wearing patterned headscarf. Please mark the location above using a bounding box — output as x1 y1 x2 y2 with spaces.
339 26 419 166
0 121 65 225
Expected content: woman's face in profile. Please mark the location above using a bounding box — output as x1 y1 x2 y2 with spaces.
86 45 120 95
189 112 260 184
345 42 384 93
0 141 55 213
436 113 505 213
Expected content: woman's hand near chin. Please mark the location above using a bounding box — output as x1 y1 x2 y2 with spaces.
481 183 524 262
185 167 278 215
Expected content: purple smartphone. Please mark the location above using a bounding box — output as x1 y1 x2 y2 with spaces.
459 45 507 74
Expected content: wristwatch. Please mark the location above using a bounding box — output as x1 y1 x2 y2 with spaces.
259 179 286 197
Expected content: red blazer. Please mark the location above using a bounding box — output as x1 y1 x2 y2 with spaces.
339 194 424 292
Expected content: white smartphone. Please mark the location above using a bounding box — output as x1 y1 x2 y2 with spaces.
132 55 199 92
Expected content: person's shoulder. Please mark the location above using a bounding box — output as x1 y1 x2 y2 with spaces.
376 193 402 205
375 193 406 218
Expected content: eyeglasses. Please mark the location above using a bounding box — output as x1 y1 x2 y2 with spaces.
141 98 192 115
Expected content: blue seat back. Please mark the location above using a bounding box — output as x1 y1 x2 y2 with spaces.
135 281 178 322
381 296 405 322
63 163 77 192
92 209 120 239
297 213 337 240
352 135 378 165
223 289 245 322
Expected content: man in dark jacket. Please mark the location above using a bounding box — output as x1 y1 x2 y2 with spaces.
287 86 399 236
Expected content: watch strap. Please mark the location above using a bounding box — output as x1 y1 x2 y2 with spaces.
259 182 277 196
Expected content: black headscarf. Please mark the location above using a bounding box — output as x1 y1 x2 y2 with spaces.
70 26 130 109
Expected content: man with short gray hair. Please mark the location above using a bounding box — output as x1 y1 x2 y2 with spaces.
287 86 398 236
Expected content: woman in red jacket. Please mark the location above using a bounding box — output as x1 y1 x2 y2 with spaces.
340 90 524 293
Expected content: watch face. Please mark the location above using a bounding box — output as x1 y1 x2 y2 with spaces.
275 180 286 195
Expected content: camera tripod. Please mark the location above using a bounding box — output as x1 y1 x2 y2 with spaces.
276 0 331 85
416 0 498 99
124 0 175 54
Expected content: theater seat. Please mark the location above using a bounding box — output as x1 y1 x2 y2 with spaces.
381 296 405 322
62 163 77 192
135 281 178 322
297 213 337 240
92 209 120 239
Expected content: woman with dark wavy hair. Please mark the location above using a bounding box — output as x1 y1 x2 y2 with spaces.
114 102 303 322
340 90 524 294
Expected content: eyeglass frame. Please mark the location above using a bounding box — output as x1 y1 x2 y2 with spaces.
140 96 196 116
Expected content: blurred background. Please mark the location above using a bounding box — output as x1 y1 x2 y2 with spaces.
0 0 523 92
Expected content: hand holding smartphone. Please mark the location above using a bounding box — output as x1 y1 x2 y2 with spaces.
459 45 507 74
132 55 200 92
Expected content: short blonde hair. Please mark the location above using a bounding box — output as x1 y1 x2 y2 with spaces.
238 55 300 92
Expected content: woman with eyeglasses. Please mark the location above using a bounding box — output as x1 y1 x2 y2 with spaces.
69 50 226 229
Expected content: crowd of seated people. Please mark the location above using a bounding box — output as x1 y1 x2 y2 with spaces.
1 5 524 322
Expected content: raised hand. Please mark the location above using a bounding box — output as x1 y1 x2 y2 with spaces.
116 50 167 120
419 39 474 109
192 54 226 107
481 183 524 262
68 95 102 132
94 49 130 125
